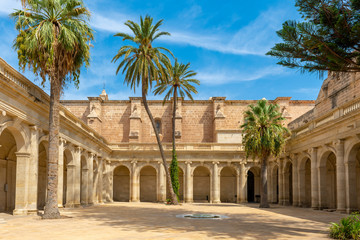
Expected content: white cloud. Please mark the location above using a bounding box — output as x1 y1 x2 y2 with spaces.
0 0 21 15
90 5 295 56
197 66 286 85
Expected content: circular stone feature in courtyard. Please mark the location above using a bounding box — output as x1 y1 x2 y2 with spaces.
176 213 229 219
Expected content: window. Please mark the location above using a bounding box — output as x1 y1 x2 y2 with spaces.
155 119 162 134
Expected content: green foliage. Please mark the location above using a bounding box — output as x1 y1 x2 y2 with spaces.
11 0 94 87
241 99 289 160
170 150 180 200
112 15 172 93
153 59 200 103
330 213 360 239
267 0 360 74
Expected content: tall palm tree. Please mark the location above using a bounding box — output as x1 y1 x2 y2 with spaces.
241 99 289 208
112 15 179 204
153 59 199 198
12 0 93 218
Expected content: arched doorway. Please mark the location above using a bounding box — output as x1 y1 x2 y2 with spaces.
80 156 88 205
113 166 130 202
347 144 360 211
319 151 337 209
193 166 210 202
0 129 17 212
247 167 260 203
284 162 293 205
166 167 184 201
299 158 311 207
140 166 157 202
220 167 237 203
37 141 47 210
271 165 279 204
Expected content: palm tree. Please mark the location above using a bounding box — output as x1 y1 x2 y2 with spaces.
12 0 93 218
112 15 179 204
153 59 199 198
241 99 289 208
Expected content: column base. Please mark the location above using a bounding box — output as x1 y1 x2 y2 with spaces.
185 200 193 203
211 200 221 204
336 208 346 214
130 200 140 203
13 209 38 216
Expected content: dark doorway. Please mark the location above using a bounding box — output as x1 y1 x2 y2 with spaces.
247 171 255 202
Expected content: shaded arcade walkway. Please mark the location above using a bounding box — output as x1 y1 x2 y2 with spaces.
0 203 346 239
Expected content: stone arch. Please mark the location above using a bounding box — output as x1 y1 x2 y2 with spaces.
113 165 130 202
220 166 237 203
247 166 260 203
319 151 337 209
140 165 157 202
0 128 18 212
270 164 279 204
346 142 360 211
37 140 48 210
0 120 28 153
298 157 311 207
80 155 88 205
284 160 293 205
193 166 211 202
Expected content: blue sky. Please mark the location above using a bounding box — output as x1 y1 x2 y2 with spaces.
0 0 324 101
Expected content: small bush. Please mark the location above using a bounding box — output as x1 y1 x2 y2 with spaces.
330 213 360 239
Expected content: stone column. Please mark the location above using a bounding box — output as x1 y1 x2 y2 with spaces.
57 138 66 207
158 162 166 202
73 147 82 207
88 153 95 205
28 126 39 212
310 148 319 209
130 161 139 202
13 152 32 215
292 156 299 207
184 161 193 203
212 162 220 203
278 159 284 205
104 161 113 203
239 163 247 203
92 157 99 204
345 152 356 213
98 158 104 203
335 139 346 212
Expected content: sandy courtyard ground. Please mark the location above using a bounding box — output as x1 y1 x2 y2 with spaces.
0 202 346 240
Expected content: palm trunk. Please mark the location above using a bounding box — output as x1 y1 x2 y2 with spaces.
172 88 177 152
260 154 270 208
43 72 61 219
142 84 179 205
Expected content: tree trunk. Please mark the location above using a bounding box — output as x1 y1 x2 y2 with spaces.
142 84 179 205
43 72 61 219
260 154 270 208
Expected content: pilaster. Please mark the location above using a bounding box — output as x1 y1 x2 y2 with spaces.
212 97 226 142
129 97 142 142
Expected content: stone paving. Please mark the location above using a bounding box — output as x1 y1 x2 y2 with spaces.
0 202 347 240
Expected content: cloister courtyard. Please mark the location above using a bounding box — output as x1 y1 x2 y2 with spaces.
0 202 345 239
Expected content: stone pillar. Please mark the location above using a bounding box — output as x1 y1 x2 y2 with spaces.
92 158 99 204
278 159 284 205
212 97 226 142
239 163 247 203
158 163 166 202
345 152 356 213
28 126 39 212
103 161 112 203
172 97 183 142
129 97 142 142
57 138 66 207
73 147 82 207
335 139 346 212
292 156 299 207
88 153 95 205
211 162 220 203
184 161 193 203
13 152 32 215
310 148 319 209
130 161 139 202
98 158 104 203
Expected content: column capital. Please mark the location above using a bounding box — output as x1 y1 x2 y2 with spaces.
89 152 96 158
212 161 220 165
59 137 67 145
185 161 192 165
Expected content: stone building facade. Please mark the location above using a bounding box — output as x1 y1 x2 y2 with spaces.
1 56 358 215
